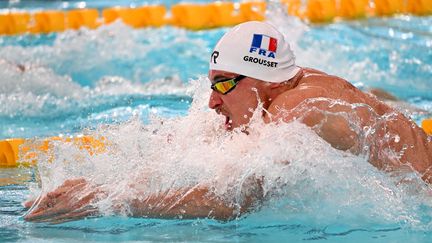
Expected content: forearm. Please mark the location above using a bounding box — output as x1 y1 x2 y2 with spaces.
128 186 238 220
24 177 263 223
127 178 264 220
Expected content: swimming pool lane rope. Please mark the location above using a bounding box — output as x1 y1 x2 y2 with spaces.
0 136 107 167
0 0 431 35
0 118 431 167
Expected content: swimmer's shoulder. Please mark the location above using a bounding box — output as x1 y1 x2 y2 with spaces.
265 68 360 119
266 79 327 121
296 68 394 115
298 68 356 90
268 68 334 107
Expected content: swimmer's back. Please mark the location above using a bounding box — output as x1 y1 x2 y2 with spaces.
289 68 432 181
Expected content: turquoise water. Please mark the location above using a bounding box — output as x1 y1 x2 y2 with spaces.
1 3 432 243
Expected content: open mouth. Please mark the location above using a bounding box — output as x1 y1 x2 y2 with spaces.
216 108 232 130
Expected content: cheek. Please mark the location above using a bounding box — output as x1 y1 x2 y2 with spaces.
243 92 259 111
225 87 260 117
232 98 258 119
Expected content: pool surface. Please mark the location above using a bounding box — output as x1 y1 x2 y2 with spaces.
1 2 432 243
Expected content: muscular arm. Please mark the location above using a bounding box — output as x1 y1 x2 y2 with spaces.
264 82 432 184
128 183 261 220
265 89 360 152
24 177 264 223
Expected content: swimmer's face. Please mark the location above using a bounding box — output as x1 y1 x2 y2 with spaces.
208 70 266 130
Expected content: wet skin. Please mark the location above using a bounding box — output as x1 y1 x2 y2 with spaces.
209 68 432 182
24 67 432 223
208 72 269 130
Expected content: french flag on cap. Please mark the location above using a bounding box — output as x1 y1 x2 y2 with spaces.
251 34 277 52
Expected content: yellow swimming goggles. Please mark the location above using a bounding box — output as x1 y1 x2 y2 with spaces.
211 75 246 95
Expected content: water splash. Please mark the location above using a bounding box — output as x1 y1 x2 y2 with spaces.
28 77 432 230
0 12 430 139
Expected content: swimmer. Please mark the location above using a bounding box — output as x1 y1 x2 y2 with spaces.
206 21 431 178
24 21 432 223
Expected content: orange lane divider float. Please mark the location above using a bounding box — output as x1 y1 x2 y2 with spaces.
282 0 432 23
305 0 338 23
31 11 66 34
0 136 106 167
338 0 370 19
0 1 266 35
284 0 368 22
422 118 432 135
374 0 405 16
67 8 100 30
405 0 432 15
1 117 431 167
171 1 265 29
371 0 432 16
1 1 432 35
0 12 31 35
103 5 167 28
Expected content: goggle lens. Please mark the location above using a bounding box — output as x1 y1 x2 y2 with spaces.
211 75 245 95
213 79 236 94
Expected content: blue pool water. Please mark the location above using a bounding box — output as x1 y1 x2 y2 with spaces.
1 2 432 243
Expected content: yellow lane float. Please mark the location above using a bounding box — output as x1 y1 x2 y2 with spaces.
210 2 247 27
281 0 432 22
0 12 31 35
103 5 166 28
305 0 338 23
67 9 100 30
406 0 432 15
422 118 432 135
31 11 66 34
240 1 267 21
170 2 266 30
170 3 213 29
338 0 369 19
373 0 404 16
0 0 431 35
1 117 431 167
0 136 106 168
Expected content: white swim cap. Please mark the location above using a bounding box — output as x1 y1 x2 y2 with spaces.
209 21 300 83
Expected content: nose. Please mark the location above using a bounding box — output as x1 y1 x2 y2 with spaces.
208 90 223 109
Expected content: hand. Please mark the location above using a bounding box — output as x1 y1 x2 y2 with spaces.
24 178 103 224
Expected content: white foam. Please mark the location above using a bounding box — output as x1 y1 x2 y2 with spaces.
0 59 188 118
29 77 432 229
0 6 428 229
0 22 209 118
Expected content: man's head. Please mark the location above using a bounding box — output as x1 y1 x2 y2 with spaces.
208 21 300 130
